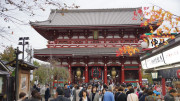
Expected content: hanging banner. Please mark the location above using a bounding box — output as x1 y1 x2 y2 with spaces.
141 33 178 48
163 45 180 64
146 53 165 69
141 60 148 69
147 38 168 48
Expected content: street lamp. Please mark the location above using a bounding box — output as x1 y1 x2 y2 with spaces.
18 37 29 60
14 47 22 101
151 72 158 79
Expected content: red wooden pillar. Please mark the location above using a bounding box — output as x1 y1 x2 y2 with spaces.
85 64 88 83
104 64 107 84
121 64 125 83
119 67 121 83
162 78 166 96
68 65 71 84
139 65 142 86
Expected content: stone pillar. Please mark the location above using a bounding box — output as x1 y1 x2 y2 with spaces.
121 64 125 83
85 64 88 83
104 64 107 84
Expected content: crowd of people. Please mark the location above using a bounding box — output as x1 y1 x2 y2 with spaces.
18 84 51 101
70 82 178 101
18 82 179 101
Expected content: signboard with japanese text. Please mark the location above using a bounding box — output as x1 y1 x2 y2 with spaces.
141 33 178 48
141 60 148 69
93 30 99 40
147 38 168 48
146 53 165 69
163 45 180 64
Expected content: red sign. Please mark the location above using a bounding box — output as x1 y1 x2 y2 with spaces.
177 69 180 78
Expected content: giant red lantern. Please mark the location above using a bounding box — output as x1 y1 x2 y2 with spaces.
177 69 180 78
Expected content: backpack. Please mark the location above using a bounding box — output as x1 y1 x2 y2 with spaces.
139 93 148 101
145 96 156 101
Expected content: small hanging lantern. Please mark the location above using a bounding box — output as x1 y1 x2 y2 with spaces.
111 67 116 79
76 68 81 79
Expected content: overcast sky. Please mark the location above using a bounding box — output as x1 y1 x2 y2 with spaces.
0 0 180 62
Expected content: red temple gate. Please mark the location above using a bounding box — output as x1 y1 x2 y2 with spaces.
31 8 158 86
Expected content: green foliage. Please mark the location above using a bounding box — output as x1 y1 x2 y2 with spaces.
33 65 52 84
0 45 15 62
141 68 153 84
33 64 70 84
11 70 15 77
33 60 40 67
53 67 70 81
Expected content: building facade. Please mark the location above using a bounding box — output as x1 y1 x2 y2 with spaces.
31 8 158 86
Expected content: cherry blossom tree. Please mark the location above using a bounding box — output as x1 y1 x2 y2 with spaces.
0 0 79 46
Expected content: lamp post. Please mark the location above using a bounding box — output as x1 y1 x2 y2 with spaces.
18 37 29 60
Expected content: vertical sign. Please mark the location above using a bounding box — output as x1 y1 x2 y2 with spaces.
93 30 99 40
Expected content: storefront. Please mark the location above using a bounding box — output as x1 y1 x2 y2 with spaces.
140 34 180 96
0 60 12 101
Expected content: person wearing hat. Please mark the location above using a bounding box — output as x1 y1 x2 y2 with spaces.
50 87 70 101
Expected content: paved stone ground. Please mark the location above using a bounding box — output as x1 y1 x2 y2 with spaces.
41 96 102 101
41 96 72 101
41 95 179 101
41 97 54 101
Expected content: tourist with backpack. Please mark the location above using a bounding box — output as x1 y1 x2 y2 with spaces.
115 87 127 101
145 90 157 101
139 88 148 101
